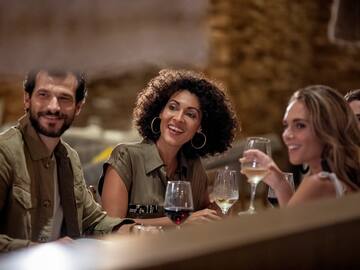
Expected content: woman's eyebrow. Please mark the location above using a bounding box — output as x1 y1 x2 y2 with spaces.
292 118 308 123
169 99 201 113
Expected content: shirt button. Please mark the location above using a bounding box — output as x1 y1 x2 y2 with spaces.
45 161 51 168
43 200 51 208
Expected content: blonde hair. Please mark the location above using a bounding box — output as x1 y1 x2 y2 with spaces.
290 85 360 190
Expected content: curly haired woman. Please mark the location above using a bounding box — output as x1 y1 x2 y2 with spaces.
241 85 360 206
99 69 238 226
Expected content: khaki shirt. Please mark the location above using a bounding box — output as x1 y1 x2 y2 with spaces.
0 115 128 252
99 140 209 217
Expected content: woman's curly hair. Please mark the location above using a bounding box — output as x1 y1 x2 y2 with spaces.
133 69 239 159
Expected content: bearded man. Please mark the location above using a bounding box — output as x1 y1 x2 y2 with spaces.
0 69 133 252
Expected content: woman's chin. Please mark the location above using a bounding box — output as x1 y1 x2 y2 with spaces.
289 157 302 166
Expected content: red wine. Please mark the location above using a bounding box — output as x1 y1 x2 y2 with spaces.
164 208 192 225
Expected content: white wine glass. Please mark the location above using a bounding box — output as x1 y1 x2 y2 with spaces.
213 167 239 215
239 137 271 215
164 181 194 228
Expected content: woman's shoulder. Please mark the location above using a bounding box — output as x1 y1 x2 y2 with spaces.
297 173 337 198
287 174 338 206
112 140 153 155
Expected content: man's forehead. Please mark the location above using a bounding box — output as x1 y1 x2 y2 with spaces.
35 70 78 89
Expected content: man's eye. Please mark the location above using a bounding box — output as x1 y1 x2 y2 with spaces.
59 96 72 102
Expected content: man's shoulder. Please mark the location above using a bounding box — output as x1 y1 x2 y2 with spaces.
0 126 23 150
60 139 80 159
0 126 21 140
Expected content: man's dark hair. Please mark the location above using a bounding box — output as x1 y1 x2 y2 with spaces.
344 89 360 103
23 68 87 104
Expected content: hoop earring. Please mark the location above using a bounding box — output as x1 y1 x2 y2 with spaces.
150 117 161 134
191 131 206 150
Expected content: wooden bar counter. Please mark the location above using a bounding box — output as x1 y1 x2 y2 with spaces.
1 192 360 269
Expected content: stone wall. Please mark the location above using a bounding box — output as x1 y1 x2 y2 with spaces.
0 0 208 76
2 0 360 138
74 66 159 130
207 0 360 138
0 76 23 125
0 0 208 128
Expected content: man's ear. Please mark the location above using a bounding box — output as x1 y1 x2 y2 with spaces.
24 92 30 112
75 100 85 116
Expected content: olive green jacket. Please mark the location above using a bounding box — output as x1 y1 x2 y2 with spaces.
0 116 127 252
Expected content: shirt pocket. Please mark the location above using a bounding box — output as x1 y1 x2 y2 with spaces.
12 184 33 210
10 183 34 240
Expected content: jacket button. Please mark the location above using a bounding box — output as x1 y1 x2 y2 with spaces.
45 161 51 168
43 200 51 208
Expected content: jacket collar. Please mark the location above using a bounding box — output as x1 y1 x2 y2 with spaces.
18 114 54 160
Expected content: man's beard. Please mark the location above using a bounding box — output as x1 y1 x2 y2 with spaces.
29 110 74 138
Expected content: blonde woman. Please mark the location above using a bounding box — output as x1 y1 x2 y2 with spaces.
241 85 360 206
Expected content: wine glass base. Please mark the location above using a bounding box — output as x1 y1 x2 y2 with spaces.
220 209 230 215
238 209 256 215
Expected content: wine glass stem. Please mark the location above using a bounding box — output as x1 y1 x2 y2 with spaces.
248 182 258 212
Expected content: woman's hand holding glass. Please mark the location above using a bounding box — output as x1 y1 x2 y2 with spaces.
164 181 220 228
241 149 283 190
185 208 221 224
241 148 295 207
239 137 271 215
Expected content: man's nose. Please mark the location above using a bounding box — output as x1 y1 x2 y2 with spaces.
48 96 61 112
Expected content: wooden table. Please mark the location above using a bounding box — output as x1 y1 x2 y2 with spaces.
1 193 360 269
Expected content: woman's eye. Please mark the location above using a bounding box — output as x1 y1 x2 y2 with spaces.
295 123 306 129
168 103 177 111
186 112 197 119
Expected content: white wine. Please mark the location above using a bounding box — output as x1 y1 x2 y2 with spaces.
241 167 267 185
215 198 238 213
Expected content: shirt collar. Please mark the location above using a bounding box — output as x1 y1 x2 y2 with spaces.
18 114 54 160
143 140 164 174
143 140 188 179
